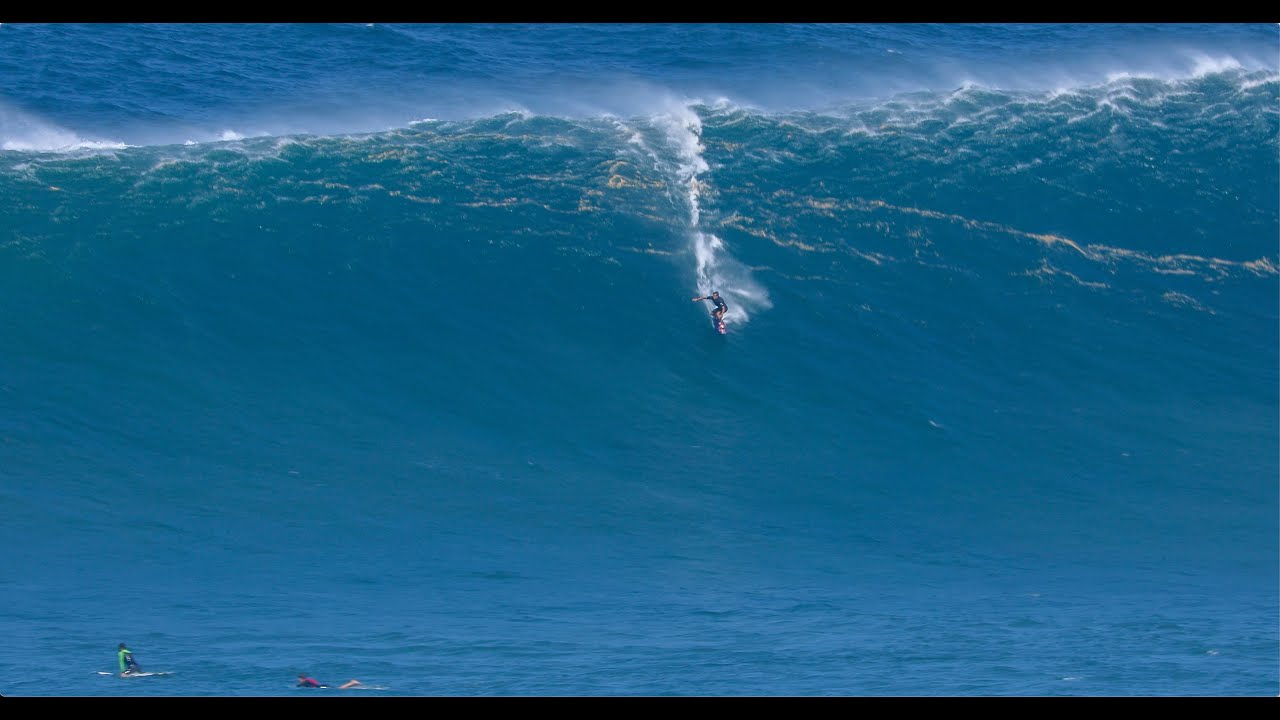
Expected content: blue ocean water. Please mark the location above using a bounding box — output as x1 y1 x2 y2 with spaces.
0 23 1277 697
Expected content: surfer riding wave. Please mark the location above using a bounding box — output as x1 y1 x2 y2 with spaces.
692 290 728 324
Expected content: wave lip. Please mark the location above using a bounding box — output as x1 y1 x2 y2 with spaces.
0 104 128 153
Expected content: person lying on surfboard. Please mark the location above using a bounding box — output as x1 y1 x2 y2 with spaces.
692 290 728 324
298 674 362 689
117 643 141 674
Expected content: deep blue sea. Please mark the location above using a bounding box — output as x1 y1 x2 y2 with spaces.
1 23 1277 698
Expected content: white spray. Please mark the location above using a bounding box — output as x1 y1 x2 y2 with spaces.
651 102 771 326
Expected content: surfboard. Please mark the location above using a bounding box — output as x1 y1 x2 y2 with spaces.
99 670 171 677
713 315 726 334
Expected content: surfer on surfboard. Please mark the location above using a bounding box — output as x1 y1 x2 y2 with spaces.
298 674 362 689
692 290 728 328
117 643 141 675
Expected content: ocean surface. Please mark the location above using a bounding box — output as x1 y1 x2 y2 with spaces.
0 23 1277 697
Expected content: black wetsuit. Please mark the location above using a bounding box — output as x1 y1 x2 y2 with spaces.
707 295 727 317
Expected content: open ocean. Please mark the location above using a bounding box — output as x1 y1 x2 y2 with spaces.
1 23 1277 697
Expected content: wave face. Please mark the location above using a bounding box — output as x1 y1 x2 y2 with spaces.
1 24 1277 697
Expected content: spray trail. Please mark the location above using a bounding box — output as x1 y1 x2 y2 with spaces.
652 103 772 326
